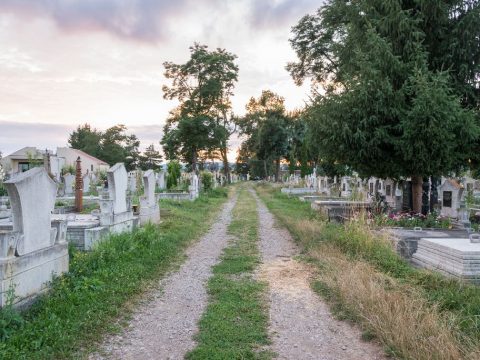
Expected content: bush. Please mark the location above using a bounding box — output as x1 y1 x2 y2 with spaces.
200 171 213 192
167 161 181 189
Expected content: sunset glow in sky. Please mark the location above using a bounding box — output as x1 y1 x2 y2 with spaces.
0 0 319 160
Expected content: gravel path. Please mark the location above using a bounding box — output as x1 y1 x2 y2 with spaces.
252 190 386 360
91 195 237 360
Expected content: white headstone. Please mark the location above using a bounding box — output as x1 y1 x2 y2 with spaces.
4 167 57 255
64 173 75 195
128 172 137 193
143 170 156 207
83 174 91 193
157 171 166 190
108 163 128 214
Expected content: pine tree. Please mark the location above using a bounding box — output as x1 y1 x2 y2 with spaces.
289 0 480 212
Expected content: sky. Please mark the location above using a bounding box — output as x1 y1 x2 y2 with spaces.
0 0 320 161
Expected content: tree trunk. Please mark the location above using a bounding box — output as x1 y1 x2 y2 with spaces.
275 158 281 182
220 147 230 183
263 160 267 180
412 176 423 214
192 149 198 173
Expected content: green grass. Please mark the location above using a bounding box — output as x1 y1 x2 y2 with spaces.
255 184 480 343
186 186 272 360
0 188 229 360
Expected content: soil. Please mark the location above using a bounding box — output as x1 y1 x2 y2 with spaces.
252 189 386 360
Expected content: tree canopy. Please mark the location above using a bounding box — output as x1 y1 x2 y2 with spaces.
161 43 239 173
288 0 480 211
236 90 291 181
68 124 141 171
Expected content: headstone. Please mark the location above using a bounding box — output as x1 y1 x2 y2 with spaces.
139 170 160 225
189 173 199 200
63 173 75 195
1 167 69 307
108 163 128 214
83 174 91 193
157 171 166 190
5 167 57 255
143 170 156 207
128 171 137 193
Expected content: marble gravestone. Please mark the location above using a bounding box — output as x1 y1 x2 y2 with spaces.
98 163 136 234
189 173 199 200
157 171 166 190
0 167 68 307
83 173 91 193
108 163 128 214
413 236 480 283
139 170 160 225
64 173 75 195
128 172 137 194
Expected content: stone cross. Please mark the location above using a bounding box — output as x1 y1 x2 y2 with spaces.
108 163 128 214
143 170 156 207
4 167 57 255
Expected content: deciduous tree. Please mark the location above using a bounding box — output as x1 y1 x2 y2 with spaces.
161 43 239 175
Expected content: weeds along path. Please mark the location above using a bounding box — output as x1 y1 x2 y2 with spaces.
91 193 238 360
252 189 385 360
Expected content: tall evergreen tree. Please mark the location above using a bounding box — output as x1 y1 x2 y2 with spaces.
289 0 480 212
138 144 163 171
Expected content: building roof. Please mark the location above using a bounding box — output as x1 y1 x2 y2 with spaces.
70 148 108 165
5 147 43 160
442 179 462 190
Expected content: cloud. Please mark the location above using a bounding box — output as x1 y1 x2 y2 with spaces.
249 0 321 29
0 0 193 42
0 48 44 73
0 121 73 156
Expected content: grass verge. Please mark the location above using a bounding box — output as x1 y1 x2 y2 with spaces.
0 188 229 360
186 186 272 360
255 183 480 360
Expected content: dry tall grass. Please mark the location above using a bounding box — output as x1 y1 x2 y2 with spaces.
313 245 476 359
256 185 480 360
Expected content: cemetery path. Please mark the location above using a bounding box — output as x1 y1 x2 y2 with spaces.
90 194 238 360
252 189 386 360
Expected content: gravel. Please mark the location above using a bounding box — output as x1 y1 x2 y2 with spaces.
90 195 237 360
252 190 386 360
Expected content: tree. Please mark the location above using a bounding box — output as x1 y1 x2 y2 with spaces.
68 123 140 171
101 125 140 170
236 90 291 181
288 0 480 212
68 124 102 158
166 160 181 189
161 43 239 174
138 144 163 171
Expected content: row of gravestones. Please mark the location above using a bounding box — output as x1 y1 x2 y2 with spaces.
61 172 99 196
0 163 160 307
127 170 167 194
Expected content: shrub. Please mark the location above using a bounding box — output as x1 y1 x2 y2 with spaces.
200 171 213 192
167 161 181 189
